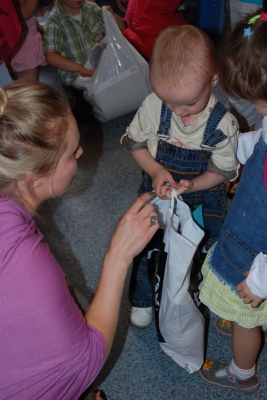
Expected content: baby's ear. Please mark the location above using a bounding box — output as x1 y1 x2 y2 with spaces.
212 73 219 87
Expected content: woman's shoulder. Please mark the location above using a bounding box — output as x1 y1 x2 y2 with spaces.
0 194 30 220
0 195 37 253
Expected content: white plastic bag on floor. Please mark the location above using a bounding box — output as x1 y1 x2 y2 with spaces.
151 190 205 373
73 6 151 122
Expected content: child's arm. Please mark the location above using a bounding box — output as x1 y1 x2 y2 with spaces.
130 148 177 198
171 170 226 197
19 0 39 20
45 52 95 77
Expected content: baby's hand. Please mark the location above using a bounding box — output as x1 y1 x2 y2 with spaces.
174 179 193 196
236 279 263 308
224 180 232 193
229 182 239 195
225 180 239 195
151 167 177 199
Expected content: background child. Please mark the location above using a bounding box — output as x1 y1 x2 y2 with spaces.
121 25 239 328
43 0 125 119
224 1 263 194
198 6 267 393
0 80 158 398
8 0 46 81
227 0 263 135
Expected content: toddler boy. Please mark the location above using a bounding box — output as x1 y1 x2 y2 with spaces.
121 25 239 328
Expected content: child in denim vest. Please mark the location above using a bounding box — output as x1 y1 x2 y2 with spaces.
198 5 267 393
121 25 239 328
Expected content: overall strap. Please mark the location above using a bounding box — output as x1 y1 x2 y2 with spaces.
157 102 172 136
157 101 228 148
201 102 228 150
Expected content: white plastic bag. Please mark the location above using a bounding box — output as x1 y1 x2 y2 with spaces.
73 6 152 122
150 190 205 373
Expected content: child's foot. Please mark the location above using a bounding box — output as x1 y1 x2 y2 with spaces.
199 359 260 393
129 306 153 328
215 317 267 342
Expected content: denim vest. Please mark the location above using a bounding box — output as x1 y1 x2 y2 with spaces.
211 134 267 289
138 101 228 249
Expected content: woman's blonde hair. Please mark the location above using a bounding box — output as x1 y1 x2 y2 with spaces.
149 25 217 90
0 80 70 204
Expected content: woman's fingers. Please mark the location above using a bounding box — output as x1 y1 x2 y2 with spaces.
109 194 159 262
126 192 155 214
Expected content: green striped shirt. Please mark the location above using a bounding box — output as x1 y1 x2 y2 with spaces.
44 1 105 86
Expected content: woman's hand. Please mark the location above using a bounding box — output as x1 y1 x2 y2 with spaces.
108 192 159 265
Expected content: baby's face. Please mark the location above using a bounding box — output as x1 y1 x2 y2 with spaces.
152 75 215 119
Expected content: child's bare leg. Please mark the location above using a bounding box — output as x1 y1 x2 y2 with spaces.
16 68 39 81
232 322 261 369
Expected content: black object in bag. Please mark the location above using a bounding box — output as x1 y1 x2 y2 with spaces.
147 229 167 343
189 249 209 318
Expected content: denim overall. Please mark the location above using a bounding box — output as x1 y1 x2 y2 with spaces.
130 101 229 307
211 134 267 291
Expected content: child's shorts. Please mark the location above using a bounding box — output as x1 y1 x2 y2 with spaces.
199 244 267 328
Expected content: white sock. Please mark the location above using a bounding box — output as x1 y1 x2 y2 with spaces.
262 324 267 330
229 359 255 380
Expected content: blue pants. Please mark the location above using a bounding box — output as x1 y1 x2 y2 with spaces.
129 248 154 307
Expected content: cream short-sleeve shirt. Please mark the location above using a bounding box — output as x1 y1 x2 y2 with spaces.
121 92 239 180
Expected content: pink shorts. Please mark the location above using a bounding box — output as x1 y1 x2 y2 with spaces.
10 16 46 72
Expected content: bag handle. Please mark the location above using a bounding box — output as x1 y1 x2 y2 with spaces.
170 188 180 216
102 6 122 40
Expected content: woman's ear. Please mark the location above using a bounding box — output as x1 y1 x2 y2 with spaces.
17 173 42 193
32 177 43 189
24 173 43 189
212 74 219 87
